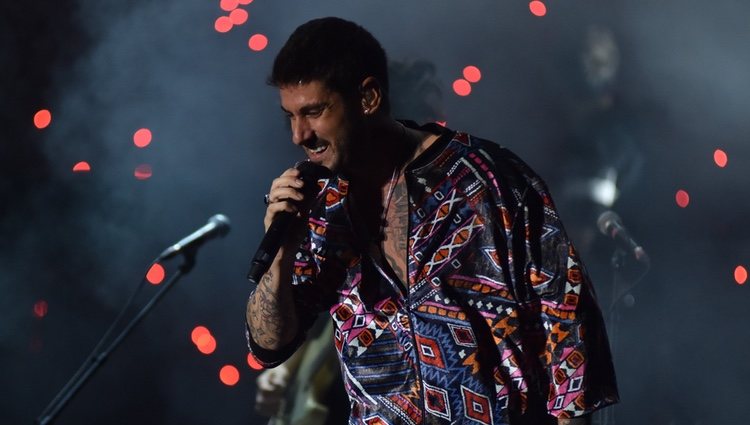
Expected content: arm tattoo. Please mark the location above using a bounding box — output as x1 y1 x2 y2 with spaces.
248 270 296 348
382 178 409 285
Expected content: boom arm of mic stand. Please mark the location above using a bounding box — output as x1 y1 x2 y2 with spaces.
35 256 195 425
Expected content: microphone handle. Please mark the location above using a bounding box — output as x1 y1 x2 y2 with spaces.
247 211 294 284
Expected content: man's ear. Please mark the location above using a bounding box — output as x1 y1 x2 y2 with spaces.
359 76 383 115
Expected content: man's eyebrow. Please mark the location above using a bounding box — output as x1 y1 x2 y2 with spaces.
280 102 329 115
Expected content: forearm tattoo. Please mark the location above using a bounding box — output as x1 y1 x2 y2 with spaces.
248 271 295 348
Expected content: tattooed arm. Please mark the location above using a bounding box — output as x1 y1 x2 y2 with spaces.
246 253 299 350
246 167 307 350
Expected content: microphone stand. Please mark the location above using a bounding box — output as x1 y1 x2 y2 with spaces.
35 252 196 425
599 248 649 425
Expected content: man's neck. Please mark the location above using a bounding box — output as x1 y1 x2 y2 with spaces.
349 118 436 184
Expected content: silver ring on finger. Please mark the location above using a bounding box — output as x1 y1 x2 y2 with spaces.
263 193 271 205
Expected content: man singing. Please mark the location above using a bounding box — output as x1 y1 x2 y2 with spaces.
246 17 618 425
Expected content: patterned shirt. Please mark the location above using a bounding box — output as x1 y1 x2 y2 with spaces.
247 123 618 424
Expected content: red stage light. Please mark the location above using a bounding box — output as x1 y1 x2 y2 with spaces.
436 121 447 127
146 263 165 285
134 164 153 180
463 66 482 83
33 300 49 319
529 1 547 17
220 365 240 386
191 326 210 345
675 189 690 208
133 128 152 148
229 8 248 25
220 0 239 12
452 79 472 96
34 109 52 129
237 0 252 4
247 353 264 370
713 149 728 168
735 266 748 285
197 335 217 354
214 16 233 33
248 34 268 51
194 332 212 347
72 161 91 173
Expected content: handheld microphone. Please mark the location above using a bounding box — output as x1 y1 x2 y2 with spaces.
158 214 231 261
597 210 649 265
247 161 331 285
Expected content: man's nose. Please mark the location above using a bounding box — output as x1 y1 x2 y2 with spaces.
291 118 313 146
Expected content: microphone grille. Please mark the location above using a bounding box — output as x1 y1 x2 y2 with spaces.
209 214 231 237
596 210 620 235
295 160 332 198
295 160 332 180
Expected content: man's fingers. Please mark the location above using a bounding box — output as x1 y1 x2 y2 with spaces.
267 187 304 204
262 167 312 231
272 169 304 191
264 201 299 231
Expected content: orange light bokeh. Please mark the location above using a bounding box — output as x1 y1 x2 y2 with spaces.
146 263 165 285
219 365 240 386
33 300 49 319
247 353 264 370
191 326 211 345
220 0 239 12
452 79 472 96
463 66 482 83
735 266 748 285
72 161 91 172
529 1 547 17
248 34 268 51
197 335 217 354
34 109 52 129
214 16 233 33
675 189 690 208
229 8 248 25
195 333 212 347
713 149 728 168
133 128 152 148
134 164 153 180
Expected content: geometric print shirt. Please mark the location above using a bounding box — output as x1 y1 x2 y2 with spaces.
247 123 619 424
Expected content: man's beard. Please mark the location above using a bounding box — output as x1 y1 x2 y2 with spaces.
335 115 368 175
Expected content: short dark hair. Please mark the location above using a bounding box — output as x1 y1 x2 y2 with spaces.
269 17 389 111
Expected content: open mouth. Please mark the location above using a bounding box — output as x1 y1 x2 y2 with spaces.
304 140 330 160
309 144 328 154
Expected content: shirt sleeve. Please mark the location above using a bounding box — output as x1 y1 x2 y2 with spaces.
513 165 619 418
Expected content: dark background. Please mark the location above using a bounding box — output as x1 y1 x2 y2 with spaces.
2 1 749 424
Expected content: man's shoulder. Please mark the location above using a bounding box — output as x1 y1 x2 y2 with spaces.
447 131 539 182
433 130 557 210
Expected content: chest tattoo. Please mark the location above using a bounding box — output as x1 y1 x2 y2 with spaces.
382 178 409 285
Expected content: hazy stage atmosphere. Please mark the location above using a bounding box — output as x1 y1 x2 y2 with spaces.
2 0 749 424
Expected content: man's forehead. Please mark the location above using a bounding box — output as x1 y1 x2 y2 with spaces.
279 80 336 108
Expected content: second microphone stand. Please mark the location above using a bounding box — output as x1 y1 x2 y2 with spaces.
35 252 196 425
